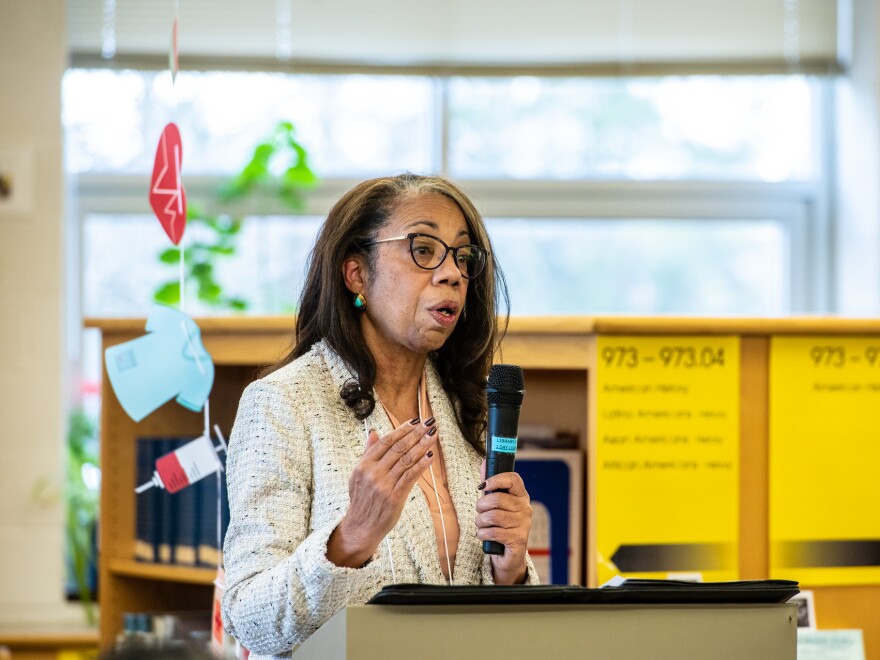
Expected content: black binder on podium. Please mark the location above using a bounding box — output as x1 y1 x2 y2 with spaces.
367 579 799 606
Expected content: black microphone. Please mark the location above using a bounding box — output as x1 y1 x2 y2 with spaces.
483 363 525 555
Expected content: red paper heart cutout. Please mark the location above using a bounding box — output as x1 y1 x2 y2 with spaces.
149 122 187 245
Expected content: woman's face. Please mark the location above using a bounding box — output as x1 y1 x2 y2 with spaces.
356 192 472 359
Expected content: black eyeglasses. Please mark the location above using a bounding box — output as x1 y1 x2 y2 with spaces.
363 233 488 279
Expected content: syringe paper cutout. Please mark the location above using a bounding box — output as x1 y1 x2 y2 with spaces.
136 427 227 494
106 304 214 422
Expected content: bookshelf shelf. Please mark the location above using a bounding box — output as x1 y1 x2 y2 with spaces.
108 559 217 585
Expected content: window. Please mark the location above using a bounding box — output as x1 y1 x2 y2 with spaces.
65 69 826 318
448 76 815 181
488 217 788 316
64 69 827 598
64 70 436 177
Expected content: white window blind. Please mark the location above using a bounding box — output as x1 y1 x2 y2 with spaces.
67 0 843 74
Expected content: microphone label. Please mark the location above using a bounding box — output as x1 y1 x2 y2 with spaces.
491 435 518 454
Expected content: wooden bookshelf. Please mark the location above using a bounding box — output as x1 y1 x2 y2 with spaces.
107 559 217 585
86 315 880 656
0 630 98 660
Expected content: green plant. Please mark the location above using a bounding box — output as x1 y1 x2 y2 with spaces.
66 408 100 625
154 208 248 310
154 120 318 311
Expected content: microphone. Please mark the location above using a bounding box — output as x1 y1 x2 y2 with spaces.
483 363 525 555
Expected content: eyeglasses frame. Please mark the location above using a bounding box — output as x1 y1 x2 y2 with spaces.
362 232 488 280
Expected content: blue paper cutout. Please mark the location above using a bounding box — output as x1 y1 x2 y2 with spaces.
105 304 214 422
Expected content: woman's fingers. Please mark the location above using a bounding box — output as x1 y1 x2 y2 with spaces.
346 418 437 541
476 491 529 514
476 471 532 549
475 507 522 530
386 428 437 480
476 525 529 548
481 471 528 497
363 417 421 461
477 472 532 585
392 446 435 497
376 418 436 472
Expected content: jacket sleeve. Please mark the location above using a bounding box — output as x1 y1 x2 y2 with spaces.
221 379 384 655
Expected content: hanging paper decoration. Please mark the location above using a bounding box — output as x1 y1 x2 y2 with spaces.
169 15 179 82
150 123 187 245
105 304 214 422
136 433 226 494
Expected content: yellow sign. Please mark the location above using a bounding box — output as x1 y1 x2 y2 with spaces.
770 336 880 585
595 336 740 585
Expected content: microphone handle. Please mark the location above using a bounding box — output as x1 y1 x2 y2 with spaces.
483 405 520 555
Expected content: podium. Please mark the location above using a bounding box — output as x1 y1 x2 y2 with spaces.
292 602 797 659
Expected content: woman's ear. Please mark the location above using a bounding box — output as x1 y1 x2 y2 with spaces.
341 255 367 294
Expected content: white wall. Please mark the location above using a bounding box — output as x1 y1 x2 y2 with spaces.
0 0 83 628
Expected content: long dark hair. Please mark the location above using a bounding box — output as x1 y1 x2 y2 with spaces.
265 173 509 454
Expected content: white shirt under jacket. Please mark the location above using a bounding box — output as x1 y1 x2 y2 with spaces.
221 340 539 658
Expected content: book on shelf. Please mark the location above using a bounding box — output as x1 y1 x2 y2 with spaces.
174 462 199 566
135 439 158 562
197 471 220 568
516 449 584 585
135 436 230 569
156 438 177 564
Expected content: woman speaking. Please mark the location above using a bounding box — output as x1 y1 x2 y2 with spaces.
221 174 537 657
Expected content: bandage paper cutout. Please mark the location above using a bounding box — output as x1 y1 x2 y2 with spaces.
105 304 214 422
149 123 187 245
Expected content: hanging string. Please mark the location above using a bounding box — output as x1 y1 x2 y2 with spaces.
179 245 186 311
101 0 117 59
172 0 184 307
179 322 206 376
616 0 634 69
417 382 454 585
203 398 211 441
783 0 801 66
428 463 454 584
213 425 229 566
216 465 222 565
276 0 294 61
170 0 180 86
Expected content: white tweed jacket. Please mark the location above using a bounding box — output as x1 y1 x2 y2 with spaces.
222 340 538 658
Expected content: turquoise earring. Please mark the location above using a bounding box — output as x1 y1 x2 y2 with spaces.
353 292 366 310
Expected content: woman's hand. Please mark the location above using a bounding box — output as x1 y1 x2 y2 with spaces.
475 460 532 584
327 418 437 568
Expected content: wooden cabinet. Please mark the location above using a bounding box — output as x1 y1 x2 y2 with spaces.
87 316 880 657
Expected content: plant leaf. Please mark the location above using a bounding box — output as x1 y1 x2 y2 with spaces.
158 248 180 264
154 281 181 304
